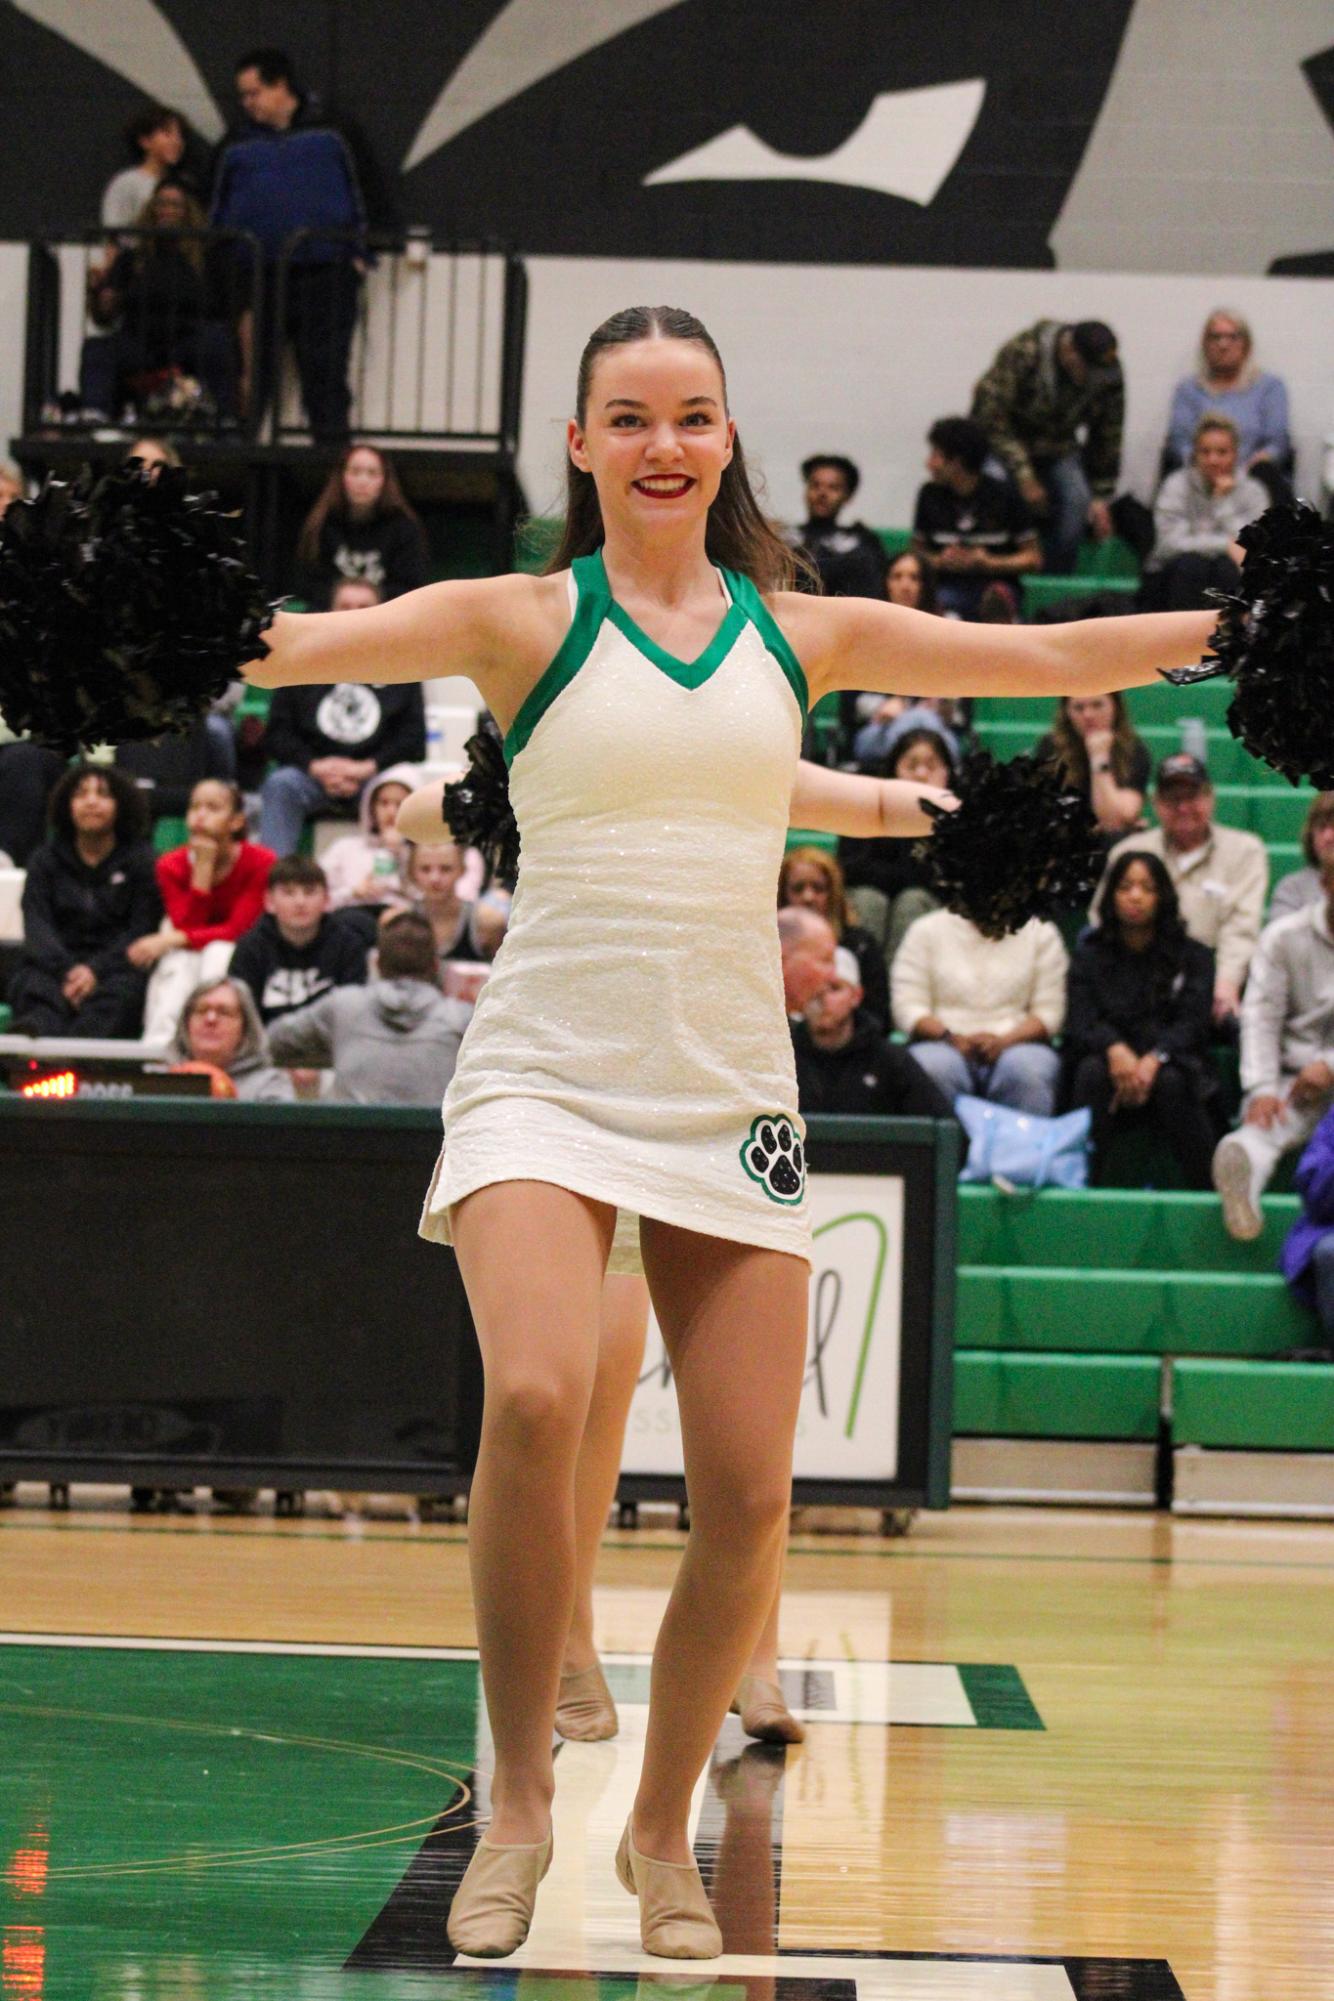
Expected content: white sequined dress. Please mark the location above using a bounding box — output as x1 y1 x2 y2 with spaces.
419 549 812 1274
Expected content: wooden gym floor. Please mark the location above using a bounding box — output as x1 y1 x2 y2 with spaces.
1 1497 1331 2001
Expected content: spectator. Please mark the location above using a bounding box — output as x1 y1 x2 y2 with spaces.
123 435 181 476
80 181 237 423
792 945 953 1119
1036 693 1149 843
1094 753 1268 1025
139 778 275 1043
101 105 188 230
228 856 369 1026
1165 309 1292 485
912 415 1041 619
971 318 1123 573
0 460 23 517
778 847 889 1033
0 734 63 868
845 562 974 760
776 904 837 1017
168 975 295 1101
1212 864 1334 1240
1271 795 1334 923
1142 416 1267 611
405 840 488 974
267 909 471 1105
789 455 888 601
319 762 419 910
886 548 938 614
7 762 162 1038
853 699 959 781
212 47 373 442
840 719 955 960
296 445 428 602
1277 1104 1334 1363
1065 851 1216 1187
258 577 426 856
893 907 1067 1115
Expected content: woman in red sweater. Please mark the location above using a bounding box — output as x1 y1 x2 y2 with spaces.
136 778 274 1042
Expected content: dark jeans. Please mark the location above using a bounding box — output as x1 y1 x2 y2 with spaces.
0 742 64 865
79 322 238 419
1069 1051 1215 1188
255 260 361 443
7 961 148 1038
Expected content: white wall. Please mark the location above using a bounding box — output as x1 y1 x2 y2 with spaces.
0 243 27 470
518 257 1334 530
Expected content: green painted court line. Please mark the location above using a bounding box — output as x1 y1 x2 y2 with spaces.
957 1663 1044 1731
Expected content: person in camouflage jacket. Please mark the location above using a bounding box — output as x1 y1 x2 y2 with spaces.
971 319 1124 573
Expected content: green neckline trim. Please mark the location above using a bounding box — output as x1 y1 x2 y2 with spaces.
502 554 609 766
724 567 810 717
598 548 747 690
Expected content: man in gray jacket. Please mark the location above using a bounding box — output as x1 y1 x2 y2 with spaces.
267 910 471 1105
1212 860 1334 1238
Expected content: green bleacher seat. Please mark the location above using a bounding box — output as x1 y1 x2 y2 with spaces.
1021 574 1138 618
153 815 188 856
785 828 836 853
957 1185 1296 1272
953 1351 1161 1439
957 1265 1308 1356
970 719 1270 788
1211 785 1315 844
1172 1358 1334 1452
236 683 272 724
0 1004 11 1033
875 528 913 561
515 517 563 573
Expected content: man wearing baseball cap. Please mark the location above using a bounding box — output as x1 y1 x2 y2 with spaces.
791 944 953 1120
1092 751 1268 1026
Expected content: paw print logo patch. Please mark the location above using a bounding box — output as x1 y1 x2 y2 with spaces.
740 1114 806 1206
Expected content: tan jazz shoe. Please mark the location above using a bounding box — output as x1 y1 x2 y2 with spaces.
555 1660 619 1741
615 1820 723 1959
446 1829 552 1958
730 1675 806 1744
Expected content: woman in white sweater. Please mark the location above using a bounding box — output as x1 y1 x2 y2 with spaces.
892 907 1068 1114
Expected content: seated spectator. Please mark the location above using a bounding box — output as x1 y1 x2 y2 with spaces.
0 460 23 517
100 104 187 230
1277 1104 1334 1363
893 906 1067 1115
840 718 956 960
139 779 275 1043
1165 309 1292 488
1212 862 1334 1240
320 763 419 909
777 904 836 1018
7 762 162 1039
886 548 937 614
778 847 889 1032
228 856 369 1026
1036 693 1149 844
168 976 295 1101
971 318 1122 573
792 945 954 1120
405 840 488 974
853 699 959 783
1094 752 1268 1025
296 445 428 602
912 415 1040 619
1142 416 1267 611
80 181 236 423
1271 794 1334 923
846 561 975 760
1066 852 1216 1187
267 909 471 1104
789 455 888 600
258 578 426 856
0 734 64 867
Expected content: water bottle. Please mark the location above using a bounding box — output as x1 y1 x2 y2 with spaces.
1179 717 1208 766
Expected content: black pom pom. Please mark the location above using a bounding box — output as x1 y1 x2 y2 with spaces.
1160 501 1334 787
0 465 275 755
443 726 520 883
916 749 1105 934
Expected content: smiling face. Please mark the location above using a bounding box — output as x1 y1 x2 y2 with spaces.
143 116 184 169
568 337 735 543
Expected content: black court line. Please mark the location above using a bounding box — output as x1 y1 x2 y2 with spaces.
343 1762 485 1971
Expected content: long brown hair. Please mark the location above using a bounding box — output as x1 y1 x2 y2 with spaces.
777 846 852 940
1047 694 1143 790
297 444 421 567
546 305 802 592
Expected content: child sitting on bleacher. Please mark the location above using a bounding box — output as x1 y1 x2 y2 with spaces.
319 762 420 912
138 778 274 1044
228 856 369 1027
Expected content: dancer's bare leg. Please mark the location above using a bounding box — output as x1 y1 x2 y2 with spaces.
564 1273 649 1675
450 1180 614 1844
632 1223 807 1863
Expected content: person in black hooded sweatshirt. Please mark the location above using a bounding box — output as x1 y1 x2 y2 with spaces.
792 944 954 1121
228 855 370 1026
9 762 163 1038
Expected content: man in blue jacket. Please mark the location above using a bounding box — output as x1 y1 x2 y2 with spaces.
212 47 371 442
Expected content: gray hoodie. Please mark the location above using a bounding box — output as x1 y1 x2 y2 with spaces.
168 977 296 1103
266 977 471 1105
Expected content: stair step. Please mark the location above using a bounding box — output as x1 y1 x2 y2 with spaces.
1172 1358 1334 1451
953 1351 1161 1440
958 1185 1297 1272
957 1265 1308 1356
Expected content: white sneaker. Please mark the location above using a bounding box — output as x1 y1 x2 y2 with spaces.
1212 1134 1262 1241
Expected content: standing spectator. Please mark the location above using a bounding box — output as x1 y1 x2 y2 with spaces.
1036 693 1149 843
258 577 426 856
1212 869 1334 1240
840 719 956 961
138 778 275 1042
268 909 471 1105
100 105 187 231
971 318 1123 573
296 445 428 602
1142 417 1267 611
212 47 372 442
1165 309 1292 485
405 841 487 974
168 976 295 1101
1278 1104 1334 1363
1065 851 1217 1187
893 907 1067 1115
778 847 889 1033
912 415 1040 619
1271 795 1334 924
319 763 419 910
1095 753 1268 1025
792 946 953 1119
228 856 369 1026
7 763 162 1039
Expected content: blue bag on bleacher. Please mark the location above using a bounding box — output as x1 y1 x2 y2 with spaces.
955 1095 1091 1192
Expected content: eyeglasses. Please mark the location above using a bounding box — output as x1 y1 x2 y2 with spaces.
1206 329 1244 342
191 1003 243 1021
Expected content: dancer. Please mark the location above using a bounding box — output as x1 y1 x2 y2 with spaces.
246 304 1218 1959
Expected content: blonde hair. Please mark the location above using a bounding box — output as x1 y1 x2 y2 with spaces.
777 846 852 939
